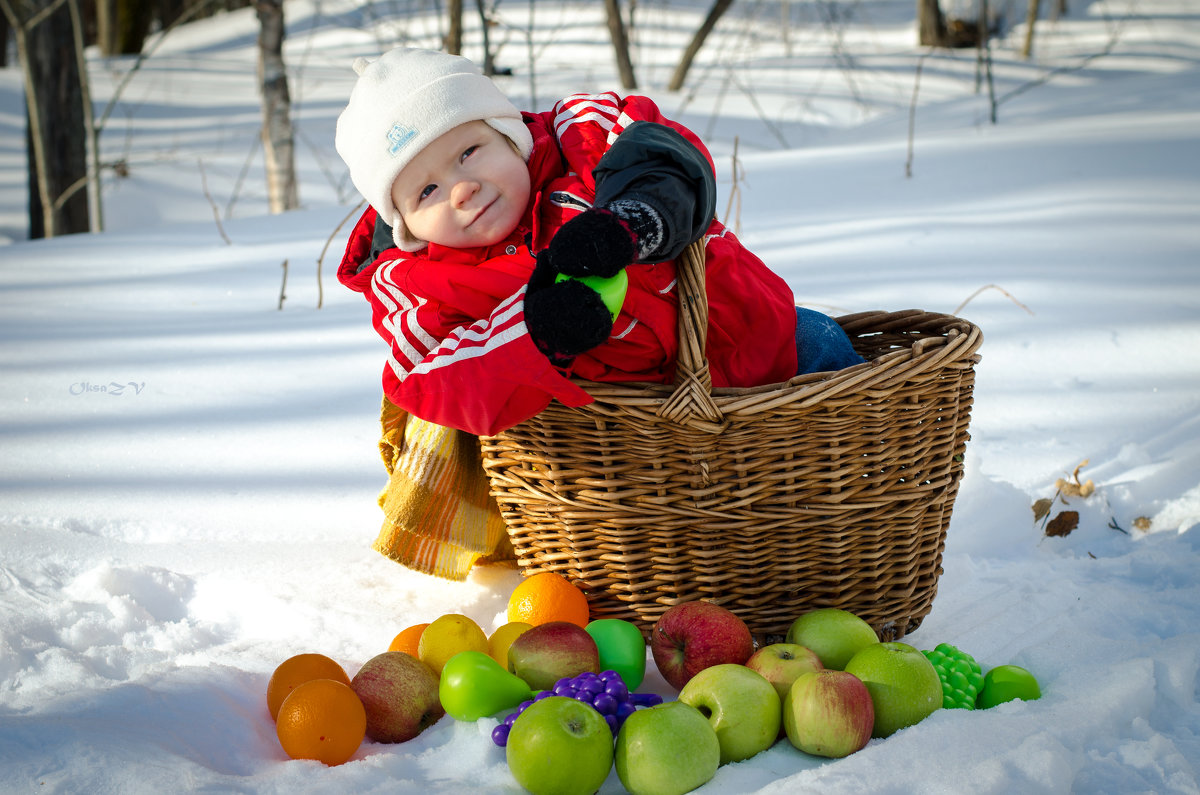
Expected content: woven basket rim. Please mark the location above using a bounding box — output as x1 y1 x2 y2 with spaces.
538 307 983 428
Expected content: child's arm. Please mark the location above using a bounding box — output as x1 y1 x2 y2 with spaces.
537 120 717 280
525 95 718 359
373 280 594 436
338 215 595 437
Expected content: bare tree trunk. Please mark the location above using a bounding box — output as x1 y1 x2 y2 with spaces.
1022 0 1041 58
475 0 493 75
97 0 153 56
604 0 636 90
0 11 10 67
4 0 91 238
445 0 462 54
917 0 947 47
667 0 734 92
256 0 297 213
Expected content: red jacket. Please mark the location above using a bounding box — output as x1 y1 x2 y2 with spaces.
339 93 798 436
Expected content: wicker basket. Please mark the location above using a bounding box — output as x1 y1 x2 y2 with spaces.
481 240 982 641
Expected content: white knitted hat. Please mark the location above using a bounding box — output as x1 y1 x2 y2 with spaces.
335 47 534 251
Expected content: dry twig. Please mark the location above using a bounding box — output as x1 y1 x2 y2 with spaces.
954 284 1034 316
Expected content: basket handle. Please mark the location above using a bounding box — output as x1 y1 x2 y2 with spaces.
655 237 726 430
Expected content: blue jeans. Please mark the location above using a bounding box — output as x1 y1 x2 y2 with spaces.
794 307 865 375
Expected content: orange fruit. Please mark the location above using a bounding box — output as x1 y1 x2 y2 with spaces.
275 678 366 766
417 613 489 674
266 653 352 721
507 571 590 628
388 623 430 656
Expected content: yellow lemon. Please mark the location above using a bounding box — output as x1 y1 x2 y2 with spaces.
488 621 533 668
417 613 488 674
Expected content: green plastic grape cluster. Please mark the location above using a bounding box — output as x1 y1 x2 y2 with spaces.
921 643 984 710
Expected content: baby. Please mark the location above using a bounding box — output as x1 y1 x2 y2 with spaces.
335 46 862 438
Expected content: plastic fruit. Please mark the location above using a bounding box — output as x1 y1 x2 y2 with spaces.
555 270 629 321
507 571 591 628
678 663 782 764
505 696 614 795
417 613 489 674
492 671 662 747
783 669 874 758
844 642 943 738
922 643 984 709
507 620 600 691
266 653 352 721
488 621 533 667
350 651 445 743
275 678 366 766
388 622 430 656
977 664 1041 708
650 600 754 691
585 618 647 690
439 650 533 721
785 608 879 671
615 701 720 795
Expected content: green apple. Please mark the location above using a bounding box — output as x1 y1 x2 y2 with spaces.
586 618 647 690
844 642 942 738
506 696 614 795
615 701 720 795
977 664 1041 708
438 650 533 721
745 642 824 701
783 670 874 758
785 608 879 670
678 663 781 764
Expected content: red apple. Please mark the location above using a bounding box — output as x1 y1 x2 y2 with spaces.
350 651 444 743
650 601 754 691
783 669 874 758
507 621 600 690
746 643 824 702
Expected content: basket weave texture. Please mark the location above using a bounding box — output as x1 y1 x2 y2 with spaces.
481 240 982 641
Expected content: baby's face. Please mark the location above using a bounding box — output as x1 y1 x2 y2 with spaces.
391 121 531 250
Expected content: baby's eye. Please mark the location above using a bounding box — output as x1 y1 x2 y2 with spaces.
419 184 437 200
461 145 479 162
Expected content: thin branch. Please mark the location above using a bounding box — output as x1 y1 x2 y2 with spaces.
278 259 288 310
723 136 742 235
906 53 928 179
197 159 231 245
315 200 367 309
954 284 1035 316
95 0 224 133
997 15 1128 112
26 0 69 30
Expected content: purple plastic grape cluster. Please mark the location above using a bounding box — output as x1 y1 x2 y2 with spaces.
491 670 663 747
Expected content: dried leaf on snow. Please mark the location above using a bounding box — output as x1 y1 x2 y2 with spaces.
1032 498 1054 521
1056 459 1096 498
1045 510 1080 537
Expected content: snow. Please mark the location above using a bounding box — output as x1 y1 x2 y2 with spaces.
1 0 1198 791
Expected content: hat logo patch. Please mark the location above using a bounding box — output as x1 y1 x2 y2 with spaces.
387 123 417 155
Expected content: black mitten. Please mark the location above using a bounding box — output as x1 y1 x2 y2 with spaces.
540 208 638 279
525 278 614 361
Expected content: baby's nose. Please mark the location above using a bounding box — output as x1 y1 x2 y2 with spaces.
452 180 480 207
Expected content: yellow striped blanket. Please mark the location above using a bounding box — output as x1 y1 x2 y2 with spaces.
373 397 515 580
